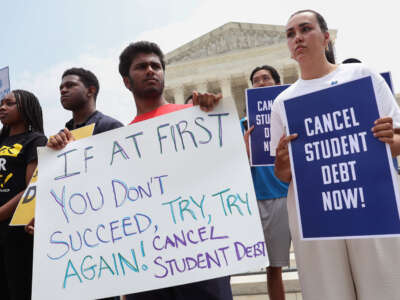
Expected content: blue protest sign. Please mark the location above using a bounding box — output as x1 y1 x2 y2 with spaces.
246 85 289 166
0 66 10 100
284 76 400 239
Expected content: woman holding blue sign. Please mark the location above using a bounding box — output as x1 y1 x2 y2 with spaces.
270 9 400 300
0 90 47 300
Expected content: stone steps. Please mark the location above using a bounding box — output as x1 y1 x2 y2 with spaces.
231 248 301 300
231 270 302 300
118 252 300 300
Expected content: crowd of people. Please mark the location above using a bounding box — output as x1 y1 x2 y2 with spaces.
1 9 399 300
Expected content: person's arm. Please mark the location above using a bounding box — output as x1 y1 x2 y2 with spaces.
25 217 35 235
192 91 222 112
47 128 75 150
244 125 255 159
274 133 298 183
0 160 37 221
372 117 400 157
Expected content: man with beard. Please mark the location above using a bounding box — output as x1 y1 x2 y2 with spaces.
46 42 231 300
118 41 232 300
119 41 221 123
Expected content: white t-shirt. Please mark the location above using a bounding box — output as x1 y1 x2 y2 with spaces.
270 63 400 156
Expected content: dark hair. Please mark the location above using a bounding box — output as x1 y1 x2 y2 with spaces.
119 41 165 77
62 68 100 100
1 89 44 137
250 65 281 84
290 9 336 64
342 58 362 64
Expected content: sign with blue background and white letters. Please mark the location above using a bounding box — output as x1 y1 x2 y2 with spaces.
284 77 400 240
246 85 289 166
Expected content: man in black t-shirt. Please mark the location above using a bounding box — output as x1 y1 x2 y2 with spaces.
28 68 123 300
26 68 123 232
59 67 123 134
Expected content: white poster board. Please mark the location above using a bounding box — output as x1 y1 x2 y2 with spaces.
32 99 267 299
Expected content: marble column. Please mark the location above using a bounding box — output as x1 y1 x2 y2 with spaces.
282 65 299 84
195 81 208 93
172 86 185 104
219 77 232 98
246 75 252 89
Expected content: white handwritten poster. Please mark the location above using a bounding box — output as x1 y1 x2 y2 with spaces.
32 99 267 299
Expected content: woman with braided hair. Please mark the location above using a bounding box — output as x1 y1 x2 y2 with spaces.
0 89 47 300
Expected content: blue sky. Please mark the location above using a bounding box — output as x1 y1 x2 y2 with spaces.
1 1 399 135
1 0 197 77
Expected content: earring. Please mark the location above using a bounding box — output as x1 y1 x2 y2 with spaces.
28 124 32 132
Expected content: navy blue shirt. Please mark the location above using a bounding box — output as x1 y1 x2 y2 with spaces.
65 111 123 135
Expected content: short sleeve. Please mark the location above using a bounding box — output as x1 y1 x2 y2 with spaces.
270 100 285 156
93 117 124 135
108 120 124 130
25 134 48 164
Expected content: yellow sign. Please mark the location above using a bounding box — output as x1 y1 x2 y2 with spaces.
10 124 95 225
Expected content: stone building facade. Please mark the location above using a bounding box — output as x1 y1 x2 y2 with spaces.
163 22 336 118
163 22 400 116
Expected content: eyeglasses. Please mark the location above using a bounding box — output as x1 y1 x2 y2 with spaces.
253 75 273 85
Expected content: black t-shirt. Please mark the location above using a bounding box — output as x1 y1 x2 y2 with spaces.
65 110 123 135
0 131 47 208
